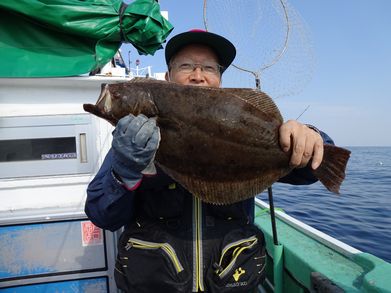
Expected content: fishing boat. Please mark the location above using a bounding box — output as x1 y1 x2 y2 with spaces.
1 2 390 291
254 198 391 292
1 74 391 292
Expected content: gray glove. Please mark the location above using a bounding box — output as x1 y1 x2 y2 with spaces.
112 114 160 188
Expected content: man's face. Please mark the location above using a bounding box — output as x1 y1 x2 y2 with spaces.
166 44 222 88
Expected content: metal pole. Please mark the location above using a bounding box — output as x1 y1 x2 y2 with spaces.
255 76 279 246
267 187 279 245
128 51 131 76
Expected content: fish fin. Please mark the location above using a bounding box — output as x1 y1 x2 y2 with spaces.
313 144 351 194
226 88 283 123
127 77 167 83
158 164 286 205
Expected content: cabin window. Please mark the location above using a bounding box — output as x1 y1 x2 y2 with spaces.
0 114 94 179
0 137 77 162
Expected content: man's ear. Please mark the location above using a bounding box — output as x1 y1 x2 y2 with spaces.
165 71 170 82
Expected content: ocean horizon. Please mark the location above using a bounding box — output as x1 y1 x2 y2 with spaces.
257 146 391 263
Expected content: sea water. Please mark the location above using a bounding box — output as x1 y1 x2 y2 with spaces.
257 146 391 263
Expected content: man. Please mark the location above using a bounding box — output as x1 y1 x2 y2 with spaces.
85 30 333 292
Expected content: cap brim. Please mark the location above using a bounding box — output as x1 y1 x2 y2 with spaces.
165 31 236 70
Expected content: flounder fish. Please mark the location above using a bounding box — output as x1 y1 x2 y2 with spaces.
83 78 350 204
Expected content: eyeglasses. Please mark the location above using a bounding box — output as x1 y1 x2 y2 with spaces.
170 61 224 75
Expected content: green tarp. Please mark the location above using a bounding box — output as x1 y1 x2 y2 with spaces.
0 0 173 77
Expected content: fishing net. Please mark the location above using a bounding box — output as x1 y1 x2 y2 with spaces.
203 0 314 98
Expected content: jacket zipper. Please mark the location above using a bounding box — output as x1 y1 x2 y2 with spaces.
126 237 184 274
215 235 258 279
193 197 204 291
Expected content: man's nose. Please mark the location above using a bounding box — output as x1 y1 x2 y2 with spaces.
189 67 205 83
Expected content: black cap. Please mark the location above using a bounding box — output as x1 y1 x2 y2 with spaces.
165 29 236 71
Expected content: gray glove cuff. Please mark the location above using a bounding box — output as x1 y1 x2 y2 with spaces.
111 169 142 190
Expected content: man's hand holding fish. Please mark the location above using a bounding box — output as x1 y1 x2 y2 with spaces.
279 119 324 169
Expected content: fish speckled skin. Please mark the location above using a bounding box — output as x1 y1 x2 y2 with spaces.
84 78 350 204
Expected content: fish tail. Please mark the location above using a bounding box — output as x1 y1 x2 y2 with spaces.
313 144 351 194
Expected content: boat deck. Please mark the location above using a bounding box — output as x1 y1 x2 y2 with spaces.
254 198 391 292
